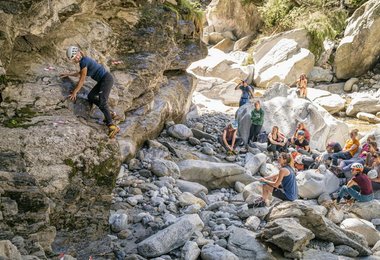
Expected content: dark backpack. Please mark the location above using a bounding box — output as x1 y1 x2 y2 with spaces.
257 131 268 143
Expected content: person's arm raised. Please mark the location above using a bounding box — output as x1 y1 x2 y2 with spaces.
69 67 87 101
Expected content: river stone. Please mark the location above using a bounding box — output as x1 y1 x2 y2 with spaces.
344 78 359 92
176 179 208 196
178 192 207 208
245 216 261 231
201 244 239 260
227 227 275 259
340 218 380 246
346 97 380 116
296 170 340 199
137 214 204 257
181 241 200 260
151 159 180 178
109 211 129 233
0 240 22 260
167 124 193 140
177 160 256 189
357 112 380 124
333 245 359 257
261 218 314 252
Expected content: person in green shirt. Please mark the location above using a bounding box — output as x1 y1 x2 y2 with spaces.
249 100 264 143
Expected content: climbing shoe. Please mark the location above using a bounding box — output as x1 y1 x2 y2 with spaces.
108 124 120 139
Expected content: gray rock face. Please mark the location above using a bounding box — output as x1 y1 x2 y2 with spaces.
0 240 22 260
261 218 314 252
137 214 204 257
151 159 181 178
333 245 359 257
296 170 340 199
335 0 380 79
227 227 275 260
347 200 380 221
167 124 193 140
308 67 333 82
201 244 239 260
177 160 255 189
340 218 380 246
244 153 267 175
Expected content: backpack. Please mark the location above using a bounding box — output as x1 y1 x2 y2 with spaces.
257 131 268 143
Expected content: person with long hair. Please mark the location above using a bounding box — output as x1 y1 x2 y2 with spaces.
258 152 298 206
296 73 308 98
60 46 120 138
267 126 288 156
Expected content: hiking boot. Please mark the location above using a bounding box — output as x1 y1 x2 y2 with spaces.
108 124 120 139
103 111 122 124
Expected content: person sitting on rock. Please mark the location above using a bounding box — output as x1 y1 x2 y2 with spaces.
267 126 288 158
335 163 374 204
249 100 264 143
60 46 120 138
331 129 360 166
218 121 241 155
359 135 377 160
293 130 310 155
315 141 343 165
235 79 254 107
367 151 380 192
258 152 298 206
296 73 308 98
289 122 310 144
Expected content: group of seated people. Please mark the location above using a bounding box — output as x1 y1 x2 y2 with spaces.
219 120 379 206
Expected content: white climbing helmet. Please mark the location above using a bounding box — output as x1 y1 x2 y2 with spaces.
350 162 364 171
294 155 303 165
368 169 378 179
66 46 79 60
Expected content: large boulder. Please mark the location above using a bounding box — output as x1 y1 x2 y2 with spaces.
177 160 256 189
334 0 380 79
151 159 181 178
236 94 349 151
0 240 22 260
188 49 250 82
244 153 267 176
346 200 380 221
307 88 345 114
340 218 380 246
253 29 310 63
346 96 380 116
253 38 315 88
206 0 261 39
308 67 333 83
296 170 340 199
137 214 204 257
261 218 315 252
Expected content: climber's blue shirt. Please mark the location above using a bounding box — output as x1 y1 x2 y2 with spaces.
80 56 107 82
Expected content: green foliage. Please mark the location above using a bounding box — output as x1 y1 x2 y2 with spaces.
257 0 348 59
347 0 368 9
164 0 205 34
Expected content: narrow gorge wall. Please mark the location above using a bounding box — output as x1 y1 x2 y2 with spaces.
0 0 206 257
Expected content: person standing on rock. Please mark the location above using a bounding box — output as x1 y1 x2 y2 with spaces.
257 152 298 207
60 46 120 139
249 101 264 143
335 163 373 204
235 79 254 107
296 73 308 98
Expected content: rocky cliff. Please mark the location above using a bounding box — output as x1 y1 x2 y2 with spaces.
0 0 206 258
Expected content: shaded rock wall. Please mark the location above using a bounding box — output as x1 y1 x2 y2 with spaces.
0 0 206 257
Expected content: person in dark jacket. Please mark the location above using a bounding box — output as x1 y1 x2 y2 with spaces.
235 80 254 107
60 46 120 138
249 101 264 142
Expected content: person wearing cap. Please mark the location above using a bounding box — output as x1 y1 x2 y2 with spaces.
60 46 120 139
219 121 241 155
331 129 360 166
294 130 310 155
289 122 310 144
235 79 254 107
335 162 373 203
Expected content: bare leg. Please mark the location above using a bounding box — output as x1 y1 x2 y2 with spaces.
262 184 274 206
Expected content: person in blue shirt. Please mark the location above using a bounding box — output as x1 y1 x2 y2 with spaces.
60 46 120 138
235 80 254 107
